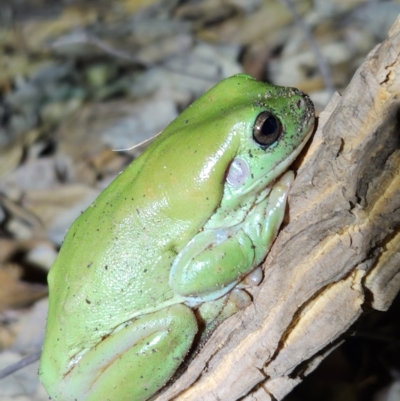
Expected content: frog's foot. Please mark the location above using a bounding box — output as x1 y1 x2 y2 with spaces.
237 266 263 288
195 288 252 345
58 304 197 401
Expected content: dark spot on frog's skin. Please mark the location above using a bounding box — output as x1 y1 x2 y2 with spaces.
85 299 91 304
143 269 147 273
251 173 254 179
296 99 304 109
104 265 108 270
184 120 189 124
248 150 253 158
87 262 93 268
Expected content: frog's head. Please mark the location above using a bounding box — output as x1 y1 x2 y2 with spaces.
207 74 315 225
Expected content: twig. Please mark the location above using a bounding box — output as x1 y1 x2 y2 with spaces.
280 0 336 96
0 351 41 379
50 31 145 65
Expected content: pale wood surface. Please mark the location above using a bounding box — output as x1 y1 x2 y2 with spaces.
157 15 400 401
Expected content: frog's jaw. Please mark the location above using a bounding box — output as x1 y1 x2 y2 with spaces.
253 121 315 190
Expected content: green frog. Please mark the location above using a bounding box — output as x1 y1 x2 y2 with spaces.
39 74 315 401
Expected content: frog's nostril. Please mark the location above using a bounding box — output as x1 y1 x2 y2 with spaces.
296 98 305 110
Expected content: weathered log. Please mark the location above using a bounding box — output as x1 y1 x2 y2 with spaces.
158 14 400 401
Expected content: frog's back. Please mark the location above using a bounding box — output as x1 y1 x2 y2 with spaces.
45 94 241 364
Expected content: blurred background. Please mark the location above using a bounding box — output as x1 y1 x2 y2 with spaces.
0 1 399 400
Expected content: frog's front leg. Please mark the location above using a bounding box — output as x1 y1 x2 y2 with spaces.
170 171 294 302
243 170 294 266
57 304 197 401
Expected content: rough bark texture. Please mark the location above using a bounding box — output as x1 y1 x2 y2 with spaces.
157 16 400 401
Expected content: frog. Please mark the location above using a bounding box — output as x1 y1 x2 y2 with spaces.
39 74 315 401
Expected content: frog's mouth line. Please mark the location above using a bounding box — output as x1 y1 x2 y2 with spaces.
274 120 316 176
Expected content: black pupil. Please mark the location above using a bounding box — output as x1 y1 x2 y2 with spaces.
262 116 278 136
253 112 282 147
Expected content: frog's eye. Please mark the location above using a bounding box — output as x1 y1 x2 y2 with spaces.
253 111 282 147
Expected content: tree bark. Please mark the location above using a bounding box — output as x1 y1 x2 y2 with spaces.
157 15 400 401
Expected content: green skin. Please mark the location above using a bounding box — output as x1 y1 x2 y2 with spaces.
39 74 315 401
